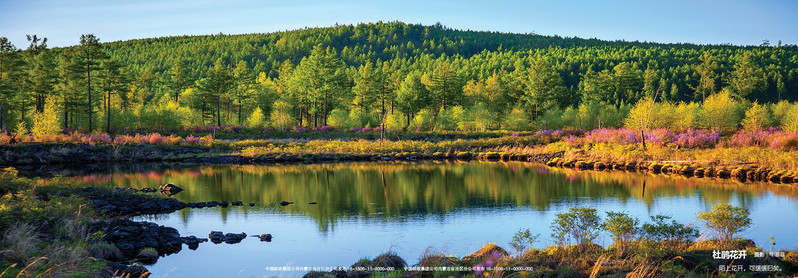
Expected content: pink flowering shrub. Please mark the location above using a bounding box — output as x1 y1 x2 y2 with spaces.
643 129 676 146
145 133 164 144
574 128 720 148
725 129 770 147
724 129 798 150
183 135 201 145
585 128 639 144
673 129 719 148
198 134 214 147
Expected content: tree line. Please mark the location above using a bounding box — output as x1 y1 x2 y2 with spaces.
0 22 797 136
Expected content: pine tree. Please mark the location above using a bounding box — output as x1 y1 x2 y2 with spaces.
98 60 128 132
0 37 25 133
166 61 193 102
232 60 256 125
70 34 108 132
690 51 719 101
524 57 570 127
196 59 234 126
25 35 57 113
289 44 348 126
728 52 766 100
425 60 462 113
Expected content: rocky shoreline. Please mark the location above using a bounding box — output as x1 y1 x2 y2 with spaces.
544 157 798 185
9 141 797 187
73 185 281 277
0 142 565 167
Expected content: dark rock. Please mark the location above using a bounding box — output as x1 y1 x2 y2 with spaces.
135 249 159 264
220 201 229 208
117 265 150 278
257 234 273 242
647 163 663 173
679 166 696 176
280 201 294 206
757 169 771 181
195 202 207 208
369 253 407 269
182 235 207 250
746 170 757 181
159 183 183 194
223 232 247 244
207 201 220 208
115 242 135 253
232 201 244 206
100 219 184 261
105 261 128 275
731 168 748 182
87 190 187 216
249 202 255 206
308 202 318 205
140 188 157 193
717 169 731 179
99 204 118 212
485 153 500 160
181 235 208 245
89 243 124 261
209 231 224 244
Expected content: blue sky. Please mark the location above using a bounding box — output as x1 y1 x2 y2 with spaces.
1 0 796 48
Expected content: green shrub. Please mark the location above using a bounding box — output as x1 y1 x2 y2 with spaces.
509 228 539 254
782 105 798 133
601 211 639 254
641 215 698 242
700 89 743 134
673 101 702 130
434 107 457 131
696 203 752 242
468 102 492 131
32 95 62 137
741 102 772 130
770 100 793 127
502 106 530 131
269 100 295 130
327 108 351 128
385 112 405 131
246 107 265 127
550 207 600 246
410 109 434 131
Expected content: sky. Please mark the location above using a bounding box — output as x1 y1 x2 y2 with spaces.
1 0 797 48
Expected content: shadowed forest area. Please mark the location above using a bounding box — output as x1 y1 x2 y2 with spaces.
1 22 797 137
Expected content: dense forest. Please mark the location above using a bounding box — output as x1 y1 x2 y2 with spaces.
1 21 797 136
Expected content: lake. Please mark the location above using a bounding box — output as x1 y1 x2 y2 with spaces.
73 161 798 277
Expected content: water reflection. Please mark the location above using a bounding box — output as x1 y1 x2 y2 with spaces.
75 161 798 232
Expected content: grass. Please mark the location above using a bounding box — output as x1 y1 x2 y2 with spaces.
4 127 798 174
402 240 795 277
0 168 132 277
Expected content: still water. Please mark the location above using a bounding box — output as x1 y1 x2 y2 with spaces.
76 161 798 277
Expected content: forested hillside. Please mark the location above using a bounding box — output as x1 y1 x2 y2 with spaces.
1 21 797 135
